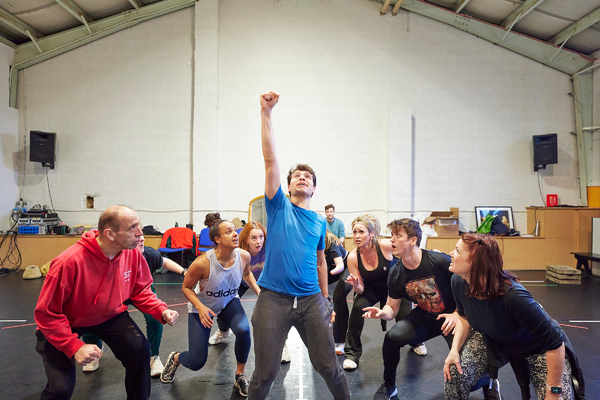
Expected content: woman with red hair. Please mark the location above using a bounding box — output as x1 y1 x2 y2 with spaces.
443 233 582 400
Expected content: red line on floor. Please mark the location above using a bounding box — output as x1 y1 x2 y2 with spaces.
559 323 588 330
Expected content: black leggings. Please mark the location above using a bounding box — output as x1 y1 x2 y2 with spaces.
332 273 412 362
383 307 453 385
36 312 151 400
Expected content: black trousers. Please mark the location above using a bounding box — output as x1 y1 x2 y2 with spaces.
383 307 453 385
35 311 151 400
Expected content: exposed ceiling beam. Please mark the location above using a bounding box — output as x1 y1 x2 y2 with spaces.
501 0 546 28
386 0 593 76
549 6 600 46
0 32 17 48
452 0 470 14
0 6 43 39
55 0 93 25
129 0 143 10
10 0 197 108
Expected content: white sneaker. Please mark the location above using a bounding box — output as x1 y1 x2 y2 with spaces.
150 355 164 377
342 359 357 370
281 343 291 364
208 328 232 345
335 343 345 355
82 357 99 372
412 343 427 356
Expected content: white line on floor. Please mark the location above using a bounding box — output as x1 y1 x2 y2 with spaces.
569 320 600 323
0 320 26 322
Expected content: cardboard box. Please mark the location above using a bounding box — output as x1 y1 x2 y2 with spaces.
424 208 459 236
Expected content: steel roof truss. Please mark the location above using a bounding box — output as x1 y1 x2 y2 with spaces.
389 0 593 75
501 0 546 28
549 6 600 46
0 6 43 39
452 0 470 14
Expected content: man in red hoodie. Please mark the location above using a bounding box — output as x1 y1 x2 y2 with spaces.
34 205 179 400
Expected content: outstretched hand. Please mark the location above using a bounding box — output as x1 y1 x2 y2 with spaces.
345 273 360 288
260 91 279 112
362 306 384 320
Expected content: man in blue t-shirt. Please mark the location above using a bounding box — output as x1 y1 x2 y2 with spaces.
325 204 346 247
247 92 350 400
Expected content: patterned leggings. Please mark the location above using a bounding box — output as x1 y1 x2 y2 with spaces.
444 330 574 400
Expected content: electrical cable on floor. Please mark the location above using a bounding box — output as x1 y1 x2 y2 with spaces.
0 219 22 276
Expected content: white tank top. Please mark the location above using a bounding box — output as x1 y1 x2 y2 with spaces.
188 248 243 315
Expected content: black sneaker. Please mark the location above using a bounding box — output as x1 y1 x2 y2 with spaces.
234 373 249 397
373 382 398 400
482 379 501 400
160 351 180 383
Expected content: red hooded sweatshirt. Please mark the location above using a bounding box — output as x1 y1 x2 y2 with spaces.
34 230 168 358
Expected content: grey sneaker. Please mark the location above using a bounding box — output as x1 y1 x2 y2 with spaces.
373 382 398 400
160 352 180 383
234 373 249 397
482 379 501 400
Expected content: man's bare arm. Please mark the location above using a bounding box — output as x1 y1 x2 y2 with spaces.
260 91 281 199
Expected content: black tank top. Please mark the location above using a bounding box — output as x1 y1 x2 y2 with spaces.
357 245 396 298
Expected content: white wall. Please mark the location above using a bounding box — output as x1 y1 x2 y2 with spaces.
17 0 580 234
0 43 19 231
18 10 194 231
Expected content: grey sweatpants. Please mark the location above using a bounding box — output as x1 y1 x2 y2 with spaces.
248 289 351 400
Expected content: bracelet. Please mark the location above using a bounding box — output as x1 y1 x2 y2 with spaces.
181 268 187 277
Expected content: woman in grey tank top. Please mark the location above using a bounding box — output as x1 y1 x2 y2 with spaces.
160 220 260 397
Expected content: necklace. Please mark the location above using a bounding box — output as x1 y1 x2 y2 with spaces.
361 247 377 267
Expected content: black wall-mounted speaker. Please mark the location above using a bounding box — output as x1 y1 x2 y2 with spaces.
533 133 557 171
30 131 56 169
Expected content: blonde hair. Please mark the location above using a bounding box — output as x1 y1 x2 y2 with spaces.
325 229 342 249
351 213 380 249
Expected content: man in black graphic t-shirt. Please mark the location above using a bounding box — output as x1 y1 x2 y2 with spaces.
363 219 494 400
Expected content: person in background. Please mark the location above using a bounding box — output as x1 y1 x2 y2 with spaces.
247 91 350 400
325 204 346 247
325 229 348 286
160 220 260 397
34 205 179 400
81 234 187 377
444 233 582 400
204 212 221 228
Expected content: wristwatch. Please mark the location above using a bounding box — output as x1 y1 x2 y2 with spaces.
181 268 187 277
547 384 562 394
